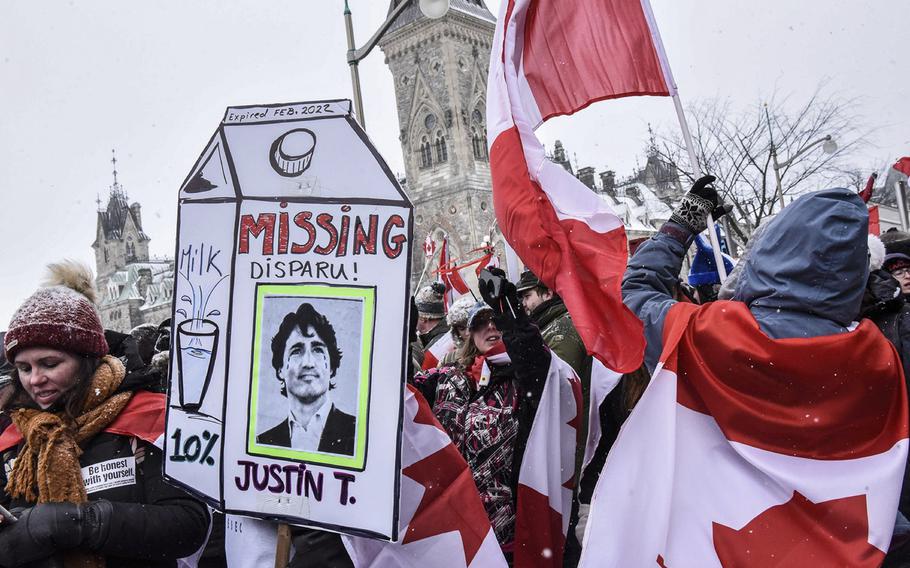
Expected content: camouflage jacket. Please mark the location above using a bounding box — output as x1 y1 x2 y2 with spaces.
531 298 590 383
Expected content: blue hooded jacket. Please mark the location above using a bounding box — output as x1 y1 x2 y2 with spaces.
623 188 869 372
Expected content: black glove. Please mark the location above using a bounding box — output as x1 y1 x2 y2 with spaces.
478 267 524 332
669 175 731 234
0 501 113 566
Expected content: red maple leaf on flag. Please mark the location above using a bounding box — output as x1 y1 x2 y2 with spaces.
401 443 491 565
712 492 885 567
410 387 444 432
562 376 583 492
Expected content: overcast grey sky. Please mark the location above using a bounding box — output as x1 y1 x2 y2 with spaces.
1 0 907 327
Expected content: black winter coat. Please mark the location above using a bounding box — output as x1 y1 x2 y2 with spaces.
861 268 910 518
861 270 910 380
0 331 207 568
0 426 210 568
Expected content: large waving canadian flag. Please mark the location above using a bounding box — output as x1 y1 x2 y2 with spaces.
486 0 679 523
487 0 678 375
580 301 909 567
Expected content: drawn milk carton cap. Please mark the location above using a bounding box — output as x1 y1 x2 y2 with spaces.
271 129 316 177
178 100 409 202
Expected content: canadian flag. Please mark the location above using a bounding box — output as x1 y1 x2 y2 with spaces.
438 236 469 308
342 386 507 567
223 387 506 567
512 352 583 566
488 0 677 374
423 234 436 258
580 301 909 567
222 364 579 567
421 332 456 370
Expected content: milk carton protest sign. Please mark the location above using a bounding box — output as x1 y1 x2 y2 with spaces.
164 99 412 540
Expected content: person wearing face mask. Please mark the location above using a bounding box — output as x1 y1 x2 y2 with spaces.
429 269 552 561
0 261 209 568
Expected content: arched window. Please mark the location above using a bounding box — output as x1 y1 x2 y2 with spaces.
435 132 448 163
471 107 488 161
126 241 136 261
472 127 488 161
419 137 433 169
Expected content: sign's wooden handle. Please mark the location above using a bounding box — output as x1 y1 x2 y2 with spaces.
275 523 292 568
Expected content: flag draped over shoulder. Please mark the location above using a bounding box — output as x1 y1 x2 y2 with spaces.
580 301 909 567
487 0 676 374
342 386 506 567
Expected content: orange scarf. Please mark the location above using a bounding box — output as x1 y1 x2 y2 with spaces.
6 355 131 568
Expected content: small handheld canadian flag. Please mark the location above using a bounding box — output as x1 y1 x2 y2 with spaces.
423 234 436 258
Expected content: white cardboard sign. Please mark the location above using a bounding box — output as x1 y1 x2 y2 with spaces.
163 99 412 540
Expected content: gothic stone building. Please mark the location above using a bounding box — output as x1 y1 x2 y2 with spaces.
379 0 503 284
93 179 174 333
377 1 682 285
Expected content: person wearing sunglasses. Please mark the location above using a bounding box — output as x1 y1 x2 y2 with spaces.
425 269 553 562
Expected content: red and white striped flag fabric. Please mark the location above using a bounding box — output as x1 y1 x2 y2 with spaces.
438 236 469 308
581 360 622 470
421 331 456 370
342 386 507 567
487 0 677 373
580 301 909 567
512 352 583 566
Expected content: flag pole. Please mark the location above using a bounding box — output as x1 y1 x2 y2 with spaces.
642 0 728 281
490 219 522 280
274 523 292 568
895 180 910 231
671 93 728 281
415 243 439 292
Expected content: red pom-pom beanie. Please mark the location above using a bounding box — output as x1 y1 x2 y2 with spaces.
4 262 108 362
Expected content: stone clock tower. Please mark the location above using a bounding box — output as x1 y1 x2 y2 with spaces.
379 0 504 283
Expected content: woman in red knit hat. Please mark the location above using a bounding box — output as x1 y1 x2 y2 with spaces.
0 261 209 568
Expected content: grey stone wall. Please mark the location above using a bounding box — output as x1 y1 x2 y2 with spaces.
379 8 500 285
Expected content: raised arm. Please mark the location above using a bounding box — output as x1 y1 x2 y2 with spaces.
622 175 728 372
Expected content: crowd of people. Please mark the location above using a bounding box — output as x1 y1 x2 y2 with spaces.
0 262 210 567
1 177 910 566
407 178 910 567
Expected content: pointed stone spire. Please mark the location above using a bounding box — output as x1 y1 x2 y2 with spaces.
111 148 119 188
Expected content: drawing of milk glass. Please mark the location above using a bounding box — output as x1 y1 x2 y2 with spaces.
177 318 219 410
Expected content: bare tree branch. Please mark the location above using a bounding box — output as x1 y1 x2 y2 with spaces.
654 86 868 246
